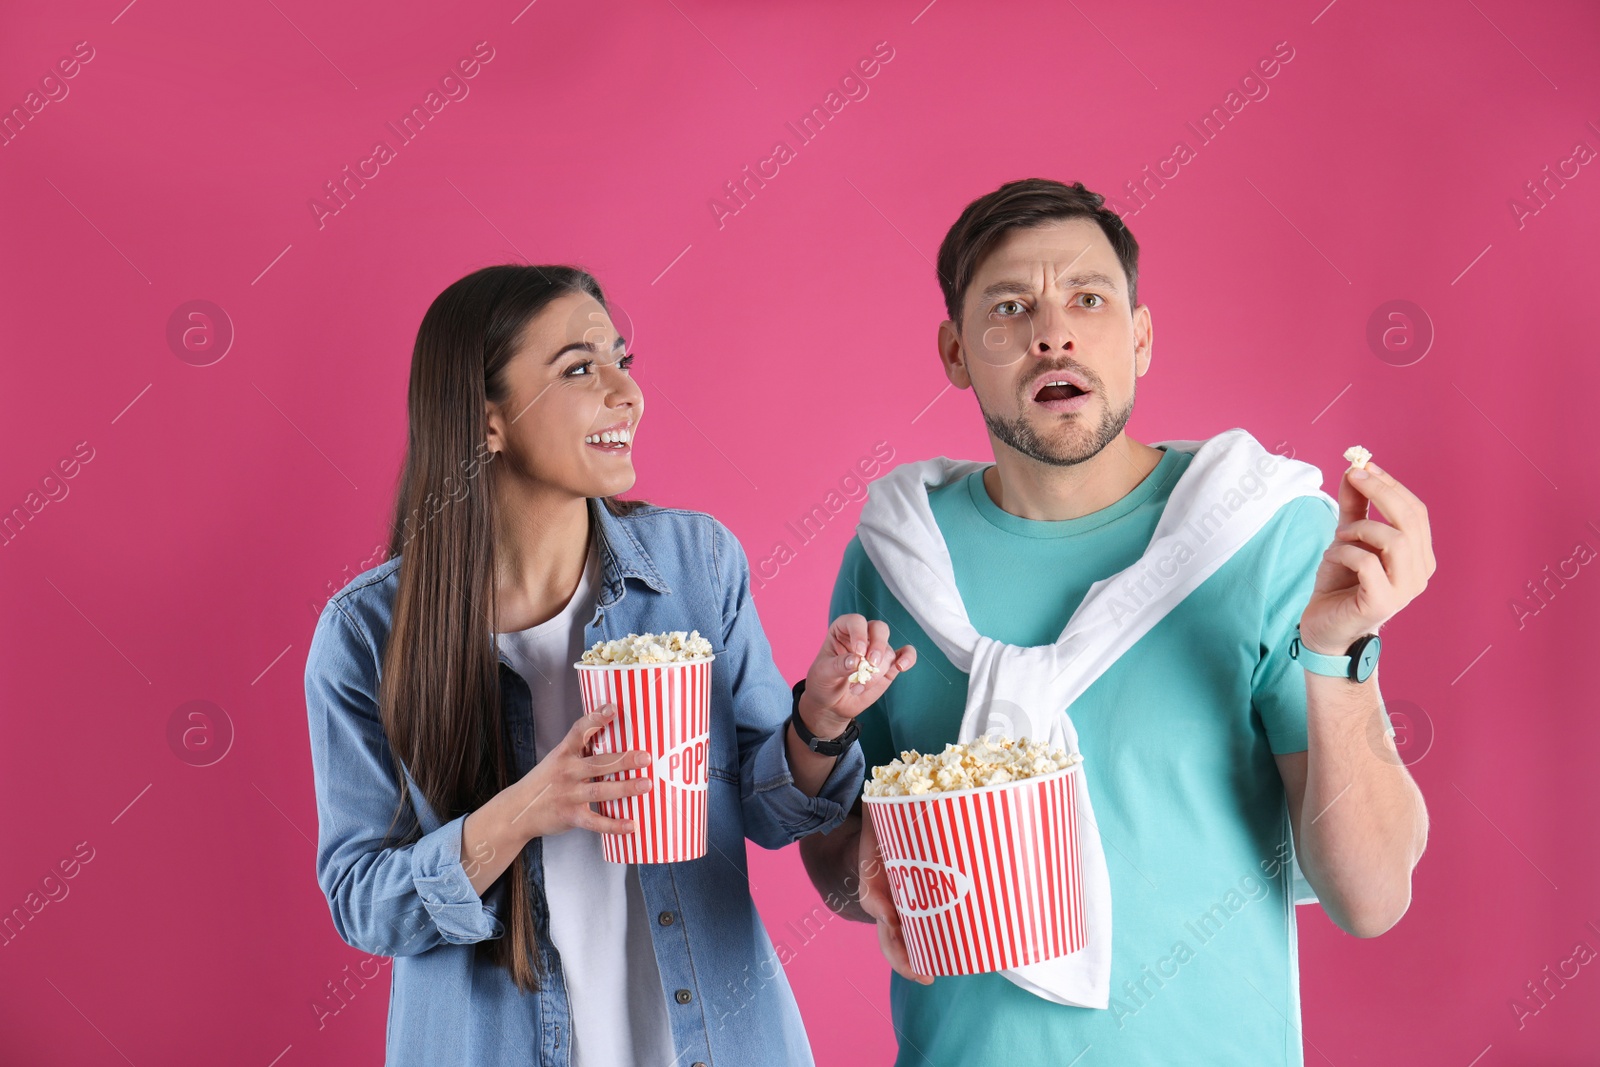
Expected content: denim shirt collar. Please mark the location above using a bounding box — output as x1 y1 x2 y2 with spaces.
587 496 672 605
493 497 671 671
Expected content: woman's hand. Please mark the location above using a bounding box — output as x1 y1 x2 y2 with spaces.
799 613 917 739
507 703 654 842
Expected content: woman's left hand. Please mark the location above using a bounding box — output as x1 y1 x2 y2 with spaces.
799 614 917 738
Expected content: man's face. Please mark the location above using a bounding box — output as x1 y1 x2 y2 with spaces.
938 218 1152 467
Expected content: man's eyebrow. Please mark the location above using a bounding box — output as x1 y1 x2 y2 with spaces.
976 271 1121 305
545 335 627 365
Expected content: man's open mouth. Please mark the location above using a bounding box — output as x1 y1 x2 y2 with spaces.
1034 381 1089 402
1031 369 1094 402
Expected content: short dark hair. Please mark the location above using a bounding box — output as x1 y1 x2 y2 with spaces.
935 178 1140 325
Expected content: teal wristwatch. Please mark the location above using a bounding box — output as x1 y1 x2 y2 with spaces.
1289 624 1381 683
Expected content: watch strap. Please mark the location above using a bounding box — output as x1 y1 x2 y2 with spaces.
790 679 860 756
1290 625 1380 682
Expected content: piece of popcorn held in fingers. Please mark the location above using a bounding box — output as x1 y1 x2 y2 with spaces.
850 654 880 687
1343 444 1372 470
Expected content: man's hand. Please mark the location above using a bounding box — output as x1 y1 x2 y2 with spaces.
1289 456 1433 937
857 809 935 986
1300 458 1437 655
799 613 917 739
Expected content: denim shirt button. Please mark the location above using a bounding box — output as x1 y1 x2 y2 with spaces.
674 988 692 1004
658 911 674 926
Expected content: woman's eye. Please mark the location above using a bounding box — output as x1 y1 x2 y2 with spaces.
994 300 1025 316
566 352 635 378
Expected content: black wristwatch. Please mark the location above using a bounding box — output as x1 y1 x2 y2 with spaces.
789 679 860 757
1289 624 1382 683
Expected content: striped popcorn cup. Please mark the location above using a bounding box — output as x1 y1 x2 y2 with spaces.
573 656 714 864
862 762 1086 976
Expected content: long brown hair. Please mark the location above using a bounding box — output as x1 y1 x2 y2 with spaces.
377 264 648 992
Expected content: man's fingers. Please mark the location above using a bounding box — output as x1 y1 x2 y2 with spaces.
877 916 935 985
1338 464 1370 527
1351 461 1429 538
1324 542 1395 599
1363 462 1434 563
1331 521 1433 598
1334 518 1403 556
858 877 893 923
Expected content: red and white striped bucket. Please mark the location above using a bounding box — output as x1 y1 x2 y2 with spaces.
573 657 713 864
862 763 1086 976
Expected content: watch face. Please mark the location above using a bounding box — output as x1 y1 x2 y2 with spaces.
1353 635 1381 682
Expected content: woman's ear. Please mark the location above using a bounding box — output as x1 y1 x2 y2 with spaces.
484 401 504 455
937 319 972 390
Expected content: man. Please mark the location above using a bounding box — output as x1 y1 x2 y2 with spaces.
795 178 1432 1064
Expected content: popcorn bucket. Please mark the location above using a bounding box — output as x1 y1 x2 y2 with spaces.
573 656 714 863
862 763 1086 976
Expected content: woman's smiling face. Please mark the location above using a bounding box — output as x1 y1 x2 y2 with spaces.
485 290 643 500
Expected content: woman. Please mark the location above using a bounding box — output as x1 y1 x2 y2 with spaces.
303 264 916 1067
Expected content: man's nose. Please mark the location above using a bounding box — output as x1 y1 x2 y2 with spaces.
1031 303 1074 353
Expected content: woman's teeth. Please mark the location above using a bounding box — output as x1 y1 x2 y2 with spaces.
585 428 632 447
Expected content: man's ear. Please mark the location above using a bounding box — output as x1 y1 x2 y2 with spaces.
1132 303 1154 378
937 319 972 389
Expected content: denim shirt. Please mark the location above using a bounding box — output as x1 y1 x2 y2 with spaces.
303 497 864 1067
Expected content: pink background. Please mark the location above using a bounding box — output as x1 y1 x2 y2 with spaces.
3 0 1597 1063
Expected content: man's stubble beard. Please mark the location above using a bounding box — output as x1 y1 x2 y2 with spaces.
979 375 1135 468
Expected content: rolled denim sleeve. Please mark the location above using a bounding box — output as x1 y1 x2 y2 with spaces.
305 600 507 956
711 520 866 850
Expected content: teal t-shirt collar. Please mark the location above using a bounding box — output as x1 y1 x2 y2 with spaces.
964 445 1186 539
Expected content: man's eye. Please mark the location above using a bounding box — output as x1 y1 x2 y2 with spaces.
1076 293 1105 308
993 300 1025 316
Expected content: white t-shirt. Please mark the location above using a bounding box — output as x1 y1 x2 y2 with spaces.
495 544 675 1066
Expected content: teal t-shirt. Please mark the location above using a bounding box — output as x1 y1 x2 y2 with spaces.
830 445 1339 1066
